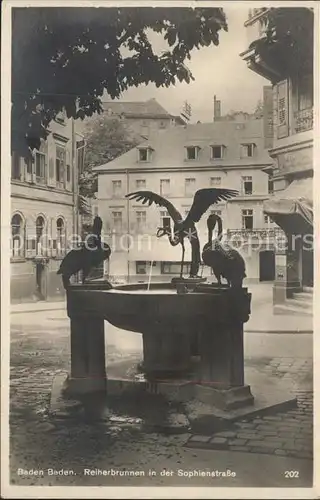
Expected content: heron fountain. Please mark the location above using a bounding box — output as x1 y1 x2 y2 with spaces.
56 189 296 431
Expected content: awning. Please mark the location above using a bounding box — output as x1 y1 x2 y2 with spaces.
264 177 313 234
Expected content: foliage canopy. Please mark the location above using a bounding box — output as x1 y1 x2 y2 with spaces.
12 7 227 157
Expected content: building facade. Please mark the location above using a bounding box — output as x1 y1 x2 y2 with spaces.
241 7 314 307
77 98 186 142
76 97 188 275
11 112 84 302
94 117 280 285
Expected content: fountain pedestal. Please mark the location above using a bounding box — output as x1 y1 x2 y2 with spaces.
51 281 296 431
65 282 253 407
142 330 191 375
67 315 107 395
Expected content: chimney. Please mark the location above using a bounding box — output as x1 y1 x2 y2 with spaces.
262 86 273 149
213 95 221 121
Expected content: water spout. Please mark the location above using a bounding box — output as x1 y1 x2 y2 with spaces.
147 261 153 291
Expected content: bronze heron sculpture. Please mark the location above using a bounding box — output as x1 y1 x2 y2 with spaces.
57 216 111 289
202 213 246 287
126 188 239 278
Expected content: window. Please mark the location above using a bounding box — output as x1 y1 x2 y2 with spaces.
112 180 122 197
136 211 146 231
186 147 198 160
241 144 255 158
268 178 274 194
185 178 196 196
11 214 25 258
36 216 45 254
210 210 222 217
293 75 313 133
11 152 22 180
160 179 170 196
264 215 273 225
210 176 221 186
55 109 66 124
35 152 46 184
136 261 147 275
242 176 253 195
161 261 190 275
112 211 122 232
56 218 66 255
296 74 313 111
211 146 223 159
160 210 170 227
136 179 146 190
242 209 253 230
55 145 66 187
139 148 149 162
159 121 167 129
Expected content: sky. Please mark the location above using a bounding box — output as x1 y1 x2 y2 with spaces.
105 6 268 123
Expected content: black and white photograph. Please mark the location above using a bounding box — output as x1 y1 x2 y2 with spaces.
1 1 318 497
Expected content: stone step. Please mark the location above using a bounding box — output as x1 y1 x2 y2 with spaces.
287 298 313 310
302 286 314 294
274 304 313 317
293 292 313 302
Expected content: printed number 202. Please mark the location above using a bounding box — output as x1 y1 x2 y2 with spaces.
285 471 299 478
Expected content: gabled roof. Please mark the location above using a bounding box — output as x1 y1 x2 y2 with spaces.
102 98 173 119
93 118 273 172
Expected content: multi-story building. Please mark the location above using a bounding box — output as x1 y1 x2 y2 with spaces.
240 7 313 309
11 111 84 302
94 116 280 284
77 97 187 275
77 98 186 142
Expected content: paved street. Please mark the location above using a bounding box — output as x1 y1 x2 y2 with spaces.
6 297 313 489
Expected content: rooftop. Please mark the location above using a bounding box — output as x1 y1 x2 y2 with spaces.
94 118 273 172
102 98 174 119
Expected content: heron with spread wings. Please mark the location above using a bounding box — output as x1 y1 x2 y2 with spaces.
125 188 239 278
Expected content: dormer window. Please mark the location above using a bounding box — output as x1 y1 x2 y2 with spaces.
186 146 200 161
241 143 255 158
55 109 66 125
138 147 152 162
211 145 224 159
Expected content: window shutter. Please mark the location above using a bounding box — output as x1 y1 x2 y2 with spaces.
48 158 55 186
66 149 72 191
277 80 289 139
42 141 49 185
31 155 36 183
51 217 57 257
58 147 67 188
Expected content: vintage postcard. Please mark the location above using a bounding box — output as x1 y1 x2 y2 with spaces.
1 0 319 498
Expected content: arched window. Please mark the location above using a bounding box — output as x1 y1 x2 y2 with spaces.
11 213 25 258
36 216 45 254
56 217 66 255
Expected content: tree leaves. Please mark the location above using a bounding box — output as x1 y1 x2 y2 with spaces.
11 7 227 157
78 115 139 200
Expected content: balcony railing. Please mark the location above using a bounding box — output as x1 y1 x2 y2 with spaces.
226 228 286 240
294 108 313 134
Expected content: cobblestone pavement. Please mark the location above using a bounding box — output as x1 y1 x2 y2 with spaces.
186 355 313 459
186 390 313 459
7 313 314 488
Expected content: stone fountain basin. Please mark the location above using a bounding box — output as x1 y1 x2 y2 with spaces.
67 281 251 335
